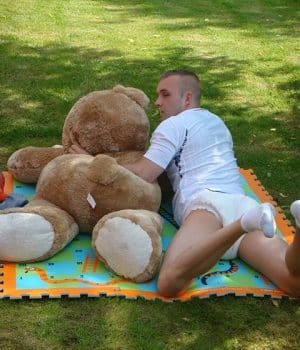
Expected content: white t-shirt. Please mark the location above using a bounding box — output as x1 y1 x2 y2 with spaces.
144 108 243 216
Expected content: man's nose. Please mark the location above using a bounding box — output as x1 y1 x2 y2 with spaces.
155 96 161 106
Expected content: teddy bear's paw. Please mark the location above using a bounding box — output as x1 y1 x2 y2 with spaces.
93 212 162 282
0 212 55 262
87 154 119 185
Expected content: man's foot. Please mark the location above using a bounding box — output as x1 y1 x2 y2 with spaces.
241 203 276 238
290 200 300 229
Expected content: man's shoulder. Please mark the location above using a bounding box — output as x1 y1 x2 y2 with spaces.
151 115 186 143
175 108 213 124
156 115 178 130
178 107 213 119
188 108 226 126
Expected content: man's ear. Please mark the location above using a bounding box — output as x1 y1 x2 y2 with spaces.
184 91 193 107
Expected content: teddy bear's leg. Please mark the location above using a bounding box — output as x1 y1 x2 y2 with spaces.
92 209 163 283
0 199 79 262
7 146 64 183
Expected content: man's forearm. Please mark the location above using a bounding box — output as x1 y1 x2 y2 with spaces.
122 157 164 183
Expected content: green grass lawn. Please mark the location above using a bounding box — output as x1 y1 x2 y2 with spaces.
0 0 299 349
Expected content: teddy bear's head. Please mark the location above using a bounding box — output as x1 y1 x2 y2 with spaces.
62 85 150 155
7 85 150 184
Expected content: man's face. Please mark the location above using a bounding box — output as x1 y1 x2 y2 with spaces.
155 75 186 121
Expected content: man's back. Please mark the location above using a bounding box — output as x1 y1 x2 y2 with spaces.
145 108 243 201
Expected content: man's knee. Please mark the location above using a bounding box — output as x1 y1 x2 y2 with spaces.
157 268 186 297
157 272 171 297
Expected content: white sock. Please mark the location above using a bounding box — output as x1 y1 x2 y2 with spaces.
241 203 276 238
290 200 300 228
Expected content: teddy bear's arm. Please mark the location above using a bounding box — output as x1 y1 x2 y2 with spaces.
7 146 64 183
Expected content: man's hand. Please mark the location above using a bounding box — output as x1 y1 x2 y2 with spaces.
69 142 90 155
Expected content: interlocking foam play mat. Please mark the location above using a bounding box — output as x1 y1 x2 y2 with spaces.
0 169 295 300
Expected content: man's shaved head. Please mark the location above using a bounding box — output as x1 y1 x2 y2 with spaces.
159 70 201 104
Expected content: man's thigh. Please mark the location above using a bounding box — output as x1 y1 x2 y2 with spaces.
238 231 290 287
162 209 222 268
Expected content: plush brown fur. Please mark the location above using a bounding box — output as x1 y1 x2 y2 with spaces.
2 85 163 282
7 85 150 183
35 153 161 232
62 86 150 155
7 147 64 183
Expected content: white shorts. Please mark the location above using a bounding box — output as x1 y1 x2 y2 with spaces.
174 189 258 260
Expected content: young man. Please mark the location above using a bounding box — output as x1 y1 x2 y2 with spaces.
71 70 300 297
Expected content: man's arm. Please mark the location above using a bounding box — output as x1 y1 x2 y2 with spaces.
69 141 164 183
123 157 164 183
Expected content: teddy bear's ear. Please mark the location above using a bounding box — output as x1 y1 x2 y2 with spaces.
87 155 119 185
112 85 150 109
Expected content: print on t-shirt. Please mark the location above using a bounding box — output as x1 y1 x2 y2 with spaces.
174 129 188 178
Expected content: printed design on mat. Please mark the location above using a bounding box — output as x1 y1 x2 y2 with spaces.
197 260 274 288
201 260 239 285
16 235 127 290
14 228 276 292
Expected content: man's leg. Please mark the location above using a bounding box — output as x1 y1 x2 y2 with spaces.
285 200 300 276
238 201 300 297
157 202 276 297
238 233 300 297
157 209 236 296
157 206 263 297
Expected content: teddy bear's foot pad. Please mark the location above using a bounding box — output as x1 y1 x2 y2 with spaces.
94 217 154 280
0 212 54 262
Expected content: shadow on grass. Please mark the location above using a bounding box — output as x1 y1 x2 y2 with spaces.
0 297 114 349
124 296 300 350
1 296 299 349
0 33 298 199
0 35 246 148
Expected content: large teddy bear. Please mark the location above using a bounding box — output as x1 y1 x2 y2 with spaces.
0 85 163 283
